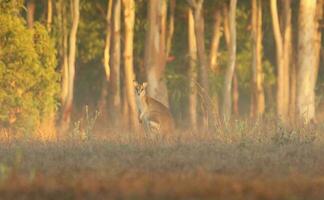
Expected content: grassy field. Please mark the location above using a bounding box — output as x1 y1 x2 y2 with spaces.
1 120 324 199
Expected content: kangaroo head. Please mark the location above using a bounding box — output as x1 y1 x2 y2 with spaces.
134 81 148 97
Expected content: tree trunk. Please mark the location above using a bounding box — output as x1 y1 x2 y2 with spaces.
188 0 211 128
222 0 237 122
122 0 138 130
61 0 80 132
98 0 113 121
282 0 292 122
233 71 239 116
251 0 265 117
61 5 69 110
47 0 53 32
56 0 69 105
27 0 35 28
297 0 318 123
270 0 291 122
314 0 323 85
188 8 198 130
270 0 284 120
289 51 297 121
166 0 175 59
283 0 296 122
122 83 130 129
223 5 230 48
144 0 169 107
104 0 113 80
209 9 222 72
208 8 222 119
109 0 122 125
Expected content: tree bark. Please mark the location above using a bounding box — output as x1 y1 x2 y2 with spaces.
144 0 169 107
270 0 291 122
270 0 284 120
166 0 175 59
61 3 69 109
223 5 230 48
104 0 113 81
47 0 53 32
208 8 222 118
289 50 297 121
297 0 318 123
61 0 80 132
283 0 296 122
314 0 323 85
56 0 69 105
222 0 237 122
233 71 239 116
251 0 265 117
188 0 211 128
188 8 198 130
209 9 222 72
122 0 138 130
282 0 292 122
27 0 35 28
109 0 122 124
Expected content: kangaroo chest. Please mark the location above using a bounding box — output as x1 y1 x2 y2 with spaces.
135 95 148 114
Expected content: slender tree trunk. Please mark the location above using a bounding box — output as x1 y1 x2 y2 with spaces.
188 8 198 130
166 0 175 59
283 0 296 122
109 0 122 125
270 0 284 120
233 71 239 116
282 0 292 122
208 8 222 118
297 0 318 123
104 0 113 80
61 0 80 132
270 0 291 122
47 0 53 32
314 0 323 84
98 0 113 122
61 8 69 108
98 80 108 122
251 0 265 117
122 0 138 130
188 0 211 128
122 83 130 129
289 51 297 121
56 0 69 105
222 0 237 121
144 0 169 107
223 5 230 48
27 0 35 28
209 9 222 72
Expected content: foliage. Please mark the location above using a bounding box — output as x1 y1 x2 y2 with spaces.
0 7 59 133
0 0 23 15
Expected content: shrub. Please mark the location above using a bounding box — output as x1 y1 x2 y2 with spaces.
0 3 59 133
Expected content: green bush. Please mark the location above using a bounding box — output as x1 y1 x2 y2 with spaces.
0 4 59 133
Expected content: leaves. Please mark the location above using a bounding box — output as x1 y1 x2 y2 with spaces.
0 11 59 133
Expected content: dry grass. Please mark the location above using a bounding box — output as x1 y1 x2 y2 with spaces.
1 119 324 199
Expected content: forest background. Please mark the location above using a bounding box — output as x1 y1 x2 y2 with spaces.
0 0 323 137
2 1 324 199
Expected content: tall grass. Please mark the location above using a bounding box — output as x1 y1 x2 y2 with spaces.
0 118 324 199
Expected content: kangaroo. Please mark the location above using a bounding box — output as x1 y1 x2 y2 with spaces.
134 81 174 136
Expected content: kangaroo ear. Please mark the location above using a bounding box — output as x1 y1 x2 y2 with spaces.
143 82 148 88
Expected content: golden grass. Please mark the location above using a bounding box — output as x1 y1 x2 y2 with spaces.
0 119 324 199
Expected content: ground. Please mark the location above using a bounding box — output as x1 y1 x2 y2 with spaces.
0 120 324 199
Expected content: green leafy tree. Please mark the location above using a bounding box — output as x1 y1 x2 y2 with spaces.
0 1 59 133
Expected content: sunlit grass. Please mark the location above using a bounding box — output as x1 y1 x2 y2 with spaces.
1 119 324 199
